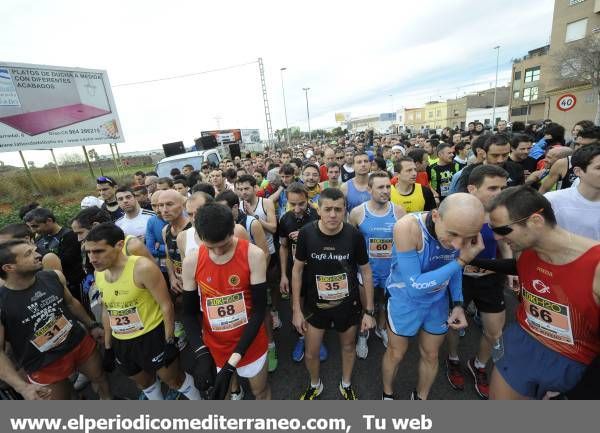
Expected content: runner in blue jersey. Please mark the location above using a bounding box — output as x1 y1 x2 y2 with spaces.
445 165 512 399
381 193 485 400
349 172 405 359
341 153 371 212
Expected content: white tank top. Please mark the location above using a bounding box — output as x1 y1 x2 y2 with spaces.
239 197 275 254
184 226 199 256
545 187 600 240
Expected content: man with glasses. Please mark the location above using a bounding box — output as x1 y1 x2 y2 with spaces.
468 186 600 400
445 165 510 399
97 177 124 222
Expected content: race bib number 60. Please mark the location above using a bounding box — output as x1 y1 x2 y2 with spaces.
316 273 349 301
369 238 393 259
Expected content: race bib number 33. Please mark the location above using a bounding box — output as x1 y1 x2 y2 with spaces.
522 289 574 345
109 307 144 335
206 292 248 332
369 238 392 259
316 273 349 301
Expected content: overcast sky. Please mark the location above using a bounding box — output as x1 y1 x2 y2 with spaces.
1 0 555 166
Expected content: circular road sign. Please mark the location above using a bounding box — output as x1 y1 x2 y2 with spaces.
556 94 577 112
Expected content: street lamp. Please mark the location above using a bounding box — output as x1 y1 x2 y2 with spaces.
303 87 311 141
280 67 290 147
492 45 500 129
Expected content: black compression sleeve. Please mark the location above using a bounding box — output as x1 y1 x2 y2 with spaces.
565 354 600 399
233 282 267 357
470 258 518 275
182 290 205 351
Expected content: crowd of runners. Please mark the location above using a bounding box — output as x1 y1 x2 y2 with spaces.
0 119 599 400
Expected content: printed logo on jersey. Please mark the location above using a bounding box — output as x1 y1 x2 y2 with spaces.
532 279 550 294
536 267 553 277
228 274 240 286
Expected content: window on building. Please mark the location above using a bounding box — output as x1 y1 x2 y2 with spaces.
524 66 540 83
513 90 520 99
565 18 588 42
560 58 582 78
514 71 522 81
436 109 441 117
523 87 539 101
569 0 585 6
416 112 421 120
510 107 531 117
428 111 433 119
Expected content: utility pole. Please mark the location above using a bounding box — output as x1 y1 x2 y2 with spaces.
280 67 290 147
258 58 274 148
492 45 500 129
303 87 311 140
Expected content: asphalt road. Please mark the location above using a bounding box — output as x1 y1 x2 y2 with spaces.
81 288 518 401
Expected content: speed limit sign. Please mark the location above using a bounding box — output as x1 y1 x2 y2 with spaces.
557 94 577 112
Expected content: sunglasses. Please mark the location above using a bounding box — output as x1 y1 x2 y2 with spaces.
489 208 544 236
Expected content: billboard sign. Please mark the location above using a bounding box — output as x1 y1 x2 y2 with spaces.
335 112 351 122
0 62 123 153
201 129 242 144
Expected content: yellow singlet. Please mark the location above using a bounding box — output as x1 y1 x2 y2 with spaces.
390 183 426 213
95 255 163 340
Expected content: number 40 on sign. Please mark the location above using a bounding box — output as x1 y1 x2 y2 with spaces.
556 94 576 112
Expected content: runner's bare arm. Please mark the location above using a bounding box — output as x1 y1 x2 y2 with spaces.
348 205 361 227
101 305 112 349
134 257 175 341
126 236 154 260
234 224 250 240
392 203 407 220
41 252 62 272
250 220 269 257
55 270 93 326
225 244 267 367
538 158 566 193
269 186 282 202
359 263 375 311
260 198 277 234
291 259 305 314
0 324 49 399
340 181 348 196
279 237 290 294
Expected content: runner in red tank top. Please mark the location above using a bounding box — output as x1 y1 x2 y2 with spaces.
484 186 600 400
181 203 270 400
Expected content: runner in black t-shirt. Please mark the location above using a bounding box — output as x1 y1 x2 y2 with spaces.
278 182 319 363
0 240 110 400
292 188 375 400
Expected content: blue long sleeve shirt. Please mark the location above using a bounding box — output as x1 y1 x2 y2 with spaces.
145 215 168 259
529 138 547 160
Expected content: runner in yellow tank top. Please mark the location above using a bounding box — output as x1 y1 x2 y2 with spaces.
390 157 437 213
86 222 202 400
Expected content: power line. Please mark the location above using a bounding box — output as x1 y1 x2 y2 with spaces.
112 60 258 88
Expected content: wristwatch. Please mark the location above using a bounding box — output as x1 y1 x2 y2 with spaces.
364 309 376 318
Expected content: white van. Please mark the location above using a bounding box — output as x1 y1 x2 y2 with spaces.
155 149 223 178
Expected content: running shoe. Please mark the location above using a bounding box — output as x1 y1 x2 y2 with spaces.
374 327 388 348
446 358 465 390
292 337 305 362
271 310 282 330
338 382 357 400
410 389 422 400
381 392 397 400
319 343 328 362
73 373 90 391
230 387 245 401
467 358 489 399
299 381 323 400
165 389 183 400
356 331 369 359
268 345 278 372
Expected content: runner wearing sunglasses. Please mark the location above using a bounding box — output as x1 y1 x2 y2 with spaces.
469 186 600 399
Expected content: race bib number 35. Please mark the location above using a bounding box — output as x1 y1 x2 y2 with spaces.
522 289 574 345
369 238 393 259
206 292 248 332
109 307 144 335
316 273 349 301
31 315 73 352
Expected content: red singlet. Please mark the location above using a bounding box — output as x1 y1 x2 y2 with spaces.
516 245 600 364
195 238 268 368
